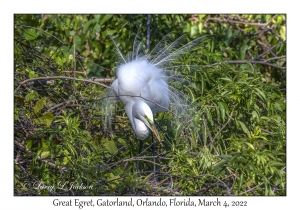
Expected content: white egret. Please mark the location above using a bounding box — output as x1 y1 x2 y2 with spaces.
110 57 168 171
103 33 209 171
111 57 168 142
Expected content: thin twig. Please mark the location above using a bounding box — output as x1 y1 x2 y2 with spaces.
260 127 273 135
64 71 87 75
207 17 271 27
265 55 286 62
203 60 285 70
255 41 285 59
73 44 76 95
18 76 110 88
98 155 172 169
45 98 89 113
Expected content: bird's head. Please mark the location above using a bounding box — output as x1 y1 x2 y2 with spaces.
132 100 162 145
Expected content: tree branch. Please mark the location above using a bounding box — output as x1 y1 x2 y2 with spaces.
203 59 286 70
18 76 112 88
206 16 273 27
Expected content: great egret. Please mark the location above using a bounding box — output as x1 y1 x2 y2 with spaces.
110 57 168 172
111 57 168 141
103 33 209 171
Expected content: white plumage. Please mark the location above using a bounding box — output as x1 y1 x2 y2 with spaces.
111 57 169 142
103 33 209 148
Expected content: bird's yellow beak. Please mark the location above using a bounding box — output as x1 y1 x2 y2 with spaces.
144 115 162 146
149 123 163 146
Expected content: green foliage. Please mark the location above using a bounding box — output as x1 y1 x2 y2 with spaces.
14 14 285 196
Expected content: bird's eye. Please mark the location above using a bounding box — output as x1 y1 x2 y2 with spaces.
144 115 153 124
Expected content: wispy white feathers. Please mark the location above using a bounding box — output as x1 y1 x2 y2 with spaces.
102 33 208 140
148 33 187 66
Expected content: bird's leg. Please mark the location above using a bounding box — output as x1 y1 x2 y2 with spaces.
136 139 144 173
136 135 153 173
138 139 144 156
151 131 158 182
151 132 157 182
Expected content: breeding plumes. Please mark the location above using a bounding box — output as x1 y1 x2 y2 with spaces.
102 33 210 169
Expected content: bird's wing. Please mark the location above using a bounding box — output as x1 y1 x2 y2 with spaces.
146 78 169 114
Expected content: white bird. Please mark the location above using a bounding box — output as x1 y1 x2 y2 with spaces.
111 58 168 145
103 33 209 170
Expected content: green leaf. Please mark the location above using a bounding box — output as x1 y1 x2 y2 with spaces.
183 22 191 33
238 120 251 138
254 88 266 101
25 91 38 101
69 30 75 36
103 140 118 154
251 110 259 121
186 86 195 101
94 14 101 21
268 161 285 167
63 151 70 165
238 173 244 192
218 102 225 122
117 138 127 146
214 159 228 173
190 25 198 37
214 102 221 122
198 22 203 34
221 91 229 96
244 142 255 150
73 35 82 51
220 77 232 82
205 107 213 126
25 139 33 150
55 56 66 66
225 28 233 45
60 45 71 57
279 26 286 41
218 155 231 159
29 71 38 79
83 19 96 33
175 123 183 138
65 142 78 157
40 112 54 127
239 41 248 60
24 29 38 40
41 151 50 158
187 158 193 166
276 15 283 25
34 98 45 113
94 23 101 32
100 15 113 26
41 138 50 150
14 113 18 121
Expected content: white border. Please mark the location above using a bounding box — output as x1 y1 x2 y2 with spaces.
2 0 297 209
